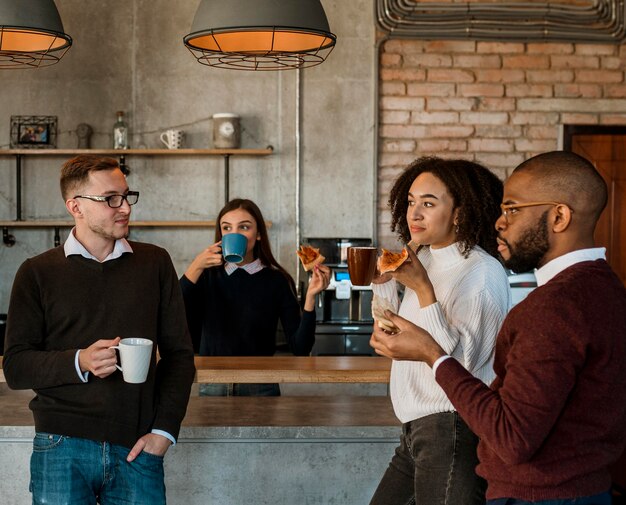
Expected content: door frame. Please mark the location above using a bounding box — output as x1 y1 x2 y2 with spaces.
563 124 626 492
563 124 626 151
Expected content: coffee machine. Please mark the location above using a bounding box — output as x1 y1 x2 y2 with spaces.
303 238 376 356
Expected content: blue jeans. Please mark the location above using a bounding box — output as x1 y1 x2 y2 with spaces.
370 411 486 505
30 433 165 505
199 382 280 396
486 491 611 505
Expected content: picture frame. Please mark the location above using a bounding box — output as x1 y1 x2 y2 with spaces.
10 115 57 149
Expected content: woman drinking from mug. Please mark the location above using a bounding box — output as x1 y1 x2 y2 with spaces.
369 157 511 505
180 198 330 396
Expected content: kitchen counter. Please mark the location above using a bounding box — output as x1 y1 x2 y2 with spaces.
0 355 391 384
194 355 391 383
0 357 399 505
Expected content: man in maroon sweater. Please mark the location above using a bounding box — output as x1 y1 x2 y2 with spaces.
371 151 626 505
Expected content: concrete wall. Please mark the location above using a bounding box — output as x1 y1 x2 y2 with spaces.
0 0 376 313
0 425 399 505
5 3 624 306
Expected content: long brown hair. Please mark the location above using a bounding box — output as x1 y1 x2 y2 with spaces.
215 199 297 294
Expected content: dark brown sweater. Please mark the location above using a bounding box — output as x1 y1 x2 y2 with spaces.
437 260 626 500
3 242 195 448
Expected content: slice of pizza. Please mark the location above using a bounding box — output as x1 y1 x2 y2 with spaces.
371 295 400 333
377 248 409 274
296 245 326 271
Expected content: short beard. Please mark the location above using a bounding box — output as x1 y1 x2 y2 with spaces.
502 211 550 273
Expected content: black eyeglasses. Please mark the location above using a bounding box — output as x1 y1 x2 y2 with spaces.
500 201 572 224
73 191 139 208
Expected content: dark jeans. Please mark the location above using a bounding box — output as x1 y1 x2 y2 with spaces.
486 491 611 505
30 433 165 505
370 411 486 505
199 382 281 396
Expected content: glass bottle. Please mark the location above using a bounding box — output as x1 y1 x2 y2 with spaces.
113 111 129 149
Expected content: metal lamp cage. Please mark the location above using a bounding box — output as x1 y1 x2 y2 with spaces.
184 26 336 70
0 26 71 68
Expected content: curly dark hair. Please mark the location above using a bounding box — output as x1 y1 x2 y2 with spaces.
388 157 503 258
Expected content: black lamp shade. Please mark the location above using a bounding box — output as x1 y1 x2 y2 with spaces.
184 0 336 70
0 0 72 68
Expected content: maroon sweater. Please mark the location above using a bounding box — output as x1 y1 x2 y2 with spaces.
437 260 626 501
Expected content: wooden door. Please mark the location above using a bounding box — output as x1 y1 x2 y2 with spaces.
571 134 626 285
569 132 626 492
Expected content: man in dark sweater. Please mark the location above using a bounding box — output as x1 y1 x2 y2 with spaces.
3 155 195 504
370 151 626 505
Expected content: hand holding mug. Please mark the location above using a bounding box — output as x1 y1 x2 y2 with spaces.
185 242 224 283
194 242 224 269
79 337 121 378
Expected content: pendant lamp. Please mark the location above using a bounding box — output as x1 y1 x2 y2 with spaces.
0 0 72 69
183 0 336 70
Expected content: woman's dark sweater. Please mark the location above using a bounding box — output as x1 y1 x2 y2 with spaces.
180 266 316 356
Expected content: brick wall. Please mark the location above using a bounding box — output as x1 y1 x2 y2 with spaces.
377 39 626 247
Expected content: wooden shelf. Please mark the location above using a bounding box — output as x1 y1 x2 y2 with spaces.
0 220 271 228
0 220 217 228
0 148 273 156
0 147 274 245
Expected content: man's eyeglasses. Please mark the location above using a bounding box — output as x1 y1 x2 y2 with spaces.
500 201 571 224
73 191 139 208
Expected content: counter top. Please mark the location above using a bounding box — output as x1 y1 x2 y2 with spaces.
0 385 399 430
0 356 392 384
194 356 391 383
182 395 398 427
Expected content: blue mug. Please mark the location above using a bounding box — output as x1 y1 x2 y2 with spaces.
222 233 247 263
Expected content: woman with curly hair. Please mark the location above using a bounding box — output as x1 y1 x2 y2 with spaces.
369 157 511 505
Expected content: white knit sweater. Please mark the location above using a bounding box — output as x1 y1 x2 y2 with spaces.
372 243 511 424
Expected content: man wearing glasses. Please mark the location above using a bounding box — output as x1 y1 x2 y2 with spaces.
371 151 626 505
3 155 195 504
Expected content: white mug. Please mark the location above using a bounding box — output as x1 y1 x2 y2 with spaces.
111 338 153 384
160 129 184 149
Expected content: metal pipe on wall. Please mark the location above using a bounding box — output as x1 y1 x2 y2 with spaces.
295 67 302 295
372 25 391 248
375 0 626 42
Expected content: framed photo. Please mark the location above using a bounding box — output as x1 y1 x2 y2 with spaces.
10 115 57 148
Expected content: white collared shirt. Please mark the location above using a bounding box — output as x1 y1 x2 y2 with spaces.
534 247 606 287
64 227 133 262
224 258 265 275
